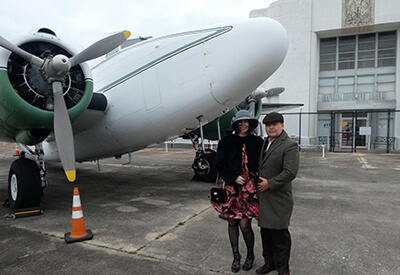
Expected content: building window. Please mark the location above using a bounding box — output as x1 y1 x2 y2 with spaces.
376 111 394 137
357 75 374 93
358 33 375 68
377 73 395 92
320 38 336 71
338 76 354 93
378 31 396 67
319 78 335 94
318 31 396 103
320 31 396 72
338 36 355 70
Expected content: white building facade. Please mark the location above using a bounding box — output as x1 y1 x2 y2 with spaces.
251 0 400 152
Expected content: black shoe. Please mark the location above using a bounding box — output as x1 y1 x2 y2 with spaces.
231 254 241 273
242 252 254 271
256 264 276 274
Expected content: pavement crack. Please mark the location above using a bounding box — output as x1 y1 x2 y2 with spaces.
355 153 378 182
155 205 211 240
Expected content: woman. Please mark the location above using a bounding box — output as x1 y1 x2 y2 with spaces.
212 110 264 273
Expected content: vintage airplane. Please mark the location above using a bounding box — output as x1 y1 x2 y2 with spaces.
0 17 288 211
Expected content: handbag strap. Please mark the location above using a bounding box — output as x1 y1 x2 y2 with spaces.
214 172 219 186
214 172 225 188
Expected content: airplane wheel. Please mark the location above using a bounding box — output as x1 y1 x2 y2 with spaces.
8 158 42 211
192 149 217 182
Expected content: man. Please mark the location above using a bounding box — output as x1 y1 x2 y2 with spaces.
256 112 299 275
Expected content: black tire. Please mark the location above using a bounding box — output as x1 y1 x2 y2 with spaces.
8 158 42 211
192 149 218 182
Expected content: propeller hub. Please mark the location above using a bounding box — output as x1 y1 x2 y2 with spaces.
47 54 71 76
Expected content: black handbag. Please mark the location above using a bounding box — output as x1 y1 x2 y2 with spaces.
210 174 228 204
210 186 228 204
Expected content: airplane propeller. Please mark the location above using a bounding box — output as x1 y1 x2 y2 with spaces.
251 87 285 102
69 31 131 67
0 30 131 182
0 35 44 67
243 87 285 117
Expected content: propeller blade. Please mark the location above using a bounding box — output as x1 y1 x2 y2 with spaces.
266 87 285 97
69 30 131 67
0 35 44 67
52 81 76 182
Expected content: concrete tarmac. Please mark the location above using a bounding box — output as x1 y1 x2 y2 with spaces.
1 143 400 274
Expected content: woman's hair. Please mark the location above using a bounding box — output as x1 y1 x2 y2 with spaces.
232 119 258 135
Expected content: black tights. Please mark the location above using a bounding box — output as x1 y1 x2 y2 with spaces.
228 218 254 256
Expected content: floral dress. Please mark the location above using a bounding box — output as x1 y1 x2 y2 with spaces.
211 144 259 220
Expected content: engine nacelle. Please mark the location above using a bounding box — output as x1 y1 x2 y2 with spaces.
0 28 93 145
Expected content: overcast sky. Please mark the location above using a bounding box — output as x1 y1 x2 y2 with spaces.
0 0 274 53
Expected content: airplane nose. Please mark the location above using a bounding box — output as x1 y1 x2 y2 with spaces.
205 18 288 107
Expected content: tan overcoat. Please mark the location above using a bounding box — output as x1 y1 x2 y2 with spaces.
258 130 299 229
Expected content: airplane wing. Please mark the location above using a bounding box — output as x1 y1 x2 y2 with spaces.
261 103 304 114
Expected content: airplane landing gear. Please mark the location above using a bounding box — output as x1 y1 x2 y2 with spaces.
192 148 217 182
8 155 42 211
190 115 219 182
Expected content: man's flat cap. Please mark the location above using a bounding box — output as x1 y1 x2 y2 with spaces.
263 112 284 124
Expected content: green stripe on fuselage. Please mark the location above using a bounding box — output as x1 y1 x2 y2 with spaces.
97 26 232 93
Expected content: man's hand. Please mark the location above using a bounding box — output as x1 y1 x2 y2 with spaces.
258 176 270 192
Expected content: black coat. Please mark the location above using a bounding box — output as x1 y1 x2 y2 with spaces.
216 133 264 186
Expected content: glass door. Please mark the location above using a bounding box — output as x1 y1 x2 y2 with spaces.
340 118 353 148
355 117 367 149
340 113 369 150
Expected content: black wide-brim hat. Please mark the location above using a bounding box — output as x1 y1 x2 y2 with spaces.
231 110 259 130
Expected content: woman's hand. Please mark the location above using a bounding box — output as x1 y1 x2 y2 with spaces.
235 175 246 185
258 176 270 192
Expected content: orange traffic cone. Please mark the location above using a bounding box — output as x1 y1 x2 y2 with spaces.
14 144 19 156
64 187 93 243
